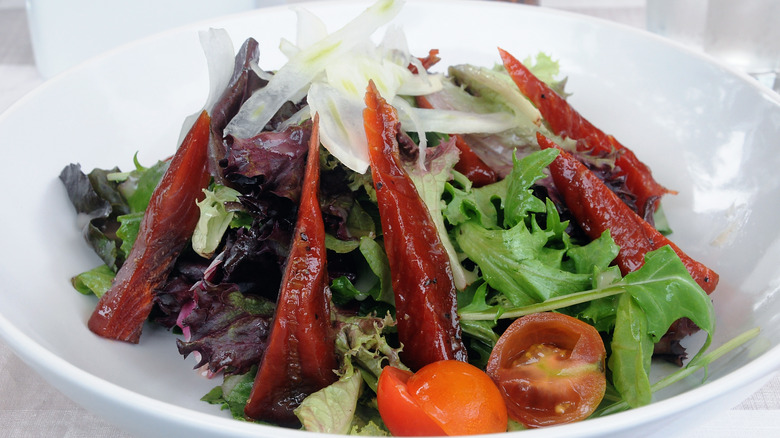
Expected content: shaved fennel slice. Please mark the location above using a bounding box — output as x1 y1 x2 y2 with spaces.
293 7 329 51
200 28 236 113
309 44 442 173
392 97 428 168
278 38 299 60
277 105 312 132
449 64 543 128
279 8 329 60
308 83 370 173
178 28 235 145
224 0 404 139
397 106 518 136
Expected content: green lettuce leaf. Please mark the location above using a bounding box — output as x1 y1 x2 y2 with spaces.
448 64 542 138
443 174 506 229
503 149 558 228
109 154 169 213
521 52 569 97
358 237 394 305
71 264 115 298
329 236 394 314
295 312 402 434
116 212 143 258
455 219 593 306
201 366 257 421
334 312 407 391
295 362 363 434
406 139 478 289
192 185 241 258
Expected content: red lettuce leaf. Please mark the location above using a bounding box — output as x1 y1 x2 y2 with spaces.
176 281 274 375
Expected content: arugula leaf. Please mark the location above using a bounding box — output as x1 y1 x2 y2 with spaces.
606 246 716 407
609 292 654 408
623 245 715 346
653 203 673 236
596 327 761 417
566 229 621 276
459 246 711 330
459 277 627 322
457 281 502 367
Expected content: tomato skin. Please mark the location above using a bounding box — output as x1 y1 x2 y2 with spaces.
377 366 447 437
377 361 508 436
486 312 606 428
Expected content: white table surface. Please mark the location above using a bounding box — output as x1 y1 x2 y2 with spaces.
1 1 779 437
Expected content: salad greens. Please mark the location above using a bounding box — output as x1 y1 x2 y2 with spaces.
59 0 759 435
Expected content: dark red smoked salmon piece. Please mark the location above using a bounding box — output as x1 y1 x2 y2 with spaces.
364 81 468 371
244 115 338 426
537 132 718 294
88 111 212 343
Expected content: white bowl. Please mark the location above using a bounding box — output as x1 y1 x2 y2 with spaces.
1 1 779 437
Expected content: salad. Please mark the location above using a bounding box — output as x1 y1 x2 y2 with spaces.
58 0 757 435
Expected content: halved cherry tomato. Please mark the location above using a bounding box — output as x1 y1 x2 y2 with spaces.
486 312 606 428
377 360 508 436
377 366 446 437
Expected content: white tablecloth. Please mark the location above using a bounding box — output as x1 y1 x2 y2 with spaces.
1 1 778 437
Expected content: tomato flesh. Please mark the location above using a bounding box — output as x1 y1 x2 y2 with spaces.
486 312 606 428
377 361 508 436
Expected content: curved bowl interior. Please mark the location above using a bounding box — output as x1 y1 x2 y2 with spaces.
1 1 779 437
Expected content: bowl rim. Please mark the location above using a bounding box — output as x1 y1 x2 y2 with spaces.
2 1 779 436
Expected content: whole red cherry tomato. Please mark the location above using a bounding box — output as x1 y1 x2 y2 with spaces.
377 360 508 436
486 312 606 428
